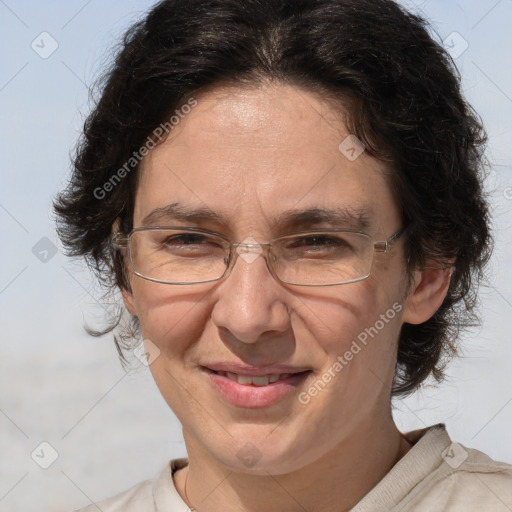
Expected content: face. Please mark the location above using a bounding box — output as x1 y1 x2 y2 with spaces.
123 83 411 475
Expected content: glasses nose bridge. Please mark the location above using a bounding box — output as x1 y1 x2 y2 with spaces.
226 239 276 277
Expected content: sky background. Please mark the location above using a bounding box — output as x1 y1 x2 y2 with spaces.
0 0 511 511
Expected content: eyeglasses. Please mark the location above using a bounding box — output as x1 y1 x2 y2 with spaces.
112 226 406 286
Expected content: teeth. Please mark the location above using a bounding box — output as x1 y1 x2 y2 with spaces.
226 371 239 382
252 375 270 386
238 374 254 385
221 371 294 386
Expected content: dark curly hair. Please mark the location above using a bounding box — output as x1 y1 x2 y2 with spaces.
54 0 492 396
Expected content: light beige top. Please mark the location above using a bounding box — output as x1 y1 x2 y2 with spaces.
73 424 512 511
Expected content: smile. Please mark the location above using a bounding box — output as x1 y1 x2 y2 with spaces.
215 371 294 386
203 367 312 408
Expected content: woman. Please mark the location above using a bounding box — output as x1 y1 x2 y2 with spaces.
55 0 512 510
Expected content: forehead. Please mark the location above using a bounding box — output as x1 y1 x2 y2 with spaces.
134 83 399 235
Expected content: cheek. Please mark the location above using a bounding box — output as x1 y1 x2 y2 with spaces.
304 278 403 391
131 280 213 356
300 277 392 348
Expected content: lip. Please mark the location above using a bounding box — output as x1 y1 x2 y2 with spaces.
203 362 312 376
201 365 312 409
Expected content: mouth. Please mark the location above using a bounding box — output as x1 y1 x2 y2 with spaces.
202 367 312 408
213 370 299 386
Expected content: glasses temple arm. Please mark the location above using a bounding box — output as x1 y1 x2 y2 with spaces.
374 225 408 252
111 232 129 249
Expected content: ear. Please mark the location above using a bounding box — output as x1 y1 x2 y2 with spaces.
112 218 138 317
401 263 454 325
121 286 137 316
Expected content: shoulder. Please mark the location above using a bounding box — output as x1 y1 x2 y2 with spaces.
423 442 512 509
71 459 190 512
352 424 512 512
402 425 512 511
71 478 154 512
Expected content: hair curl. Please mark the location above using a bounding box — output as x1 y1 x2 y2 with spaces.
54 0 492 396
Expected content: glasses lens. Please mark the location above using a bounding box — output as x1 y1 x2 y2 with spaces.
128 229 374 285
271 231 374 285
129 229 229 284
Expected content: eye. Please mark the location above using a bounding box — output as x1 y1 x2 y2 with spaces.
162 233 211 246
153 231 226 258
279 234 355 259
289 235 347 248
285 235 351 250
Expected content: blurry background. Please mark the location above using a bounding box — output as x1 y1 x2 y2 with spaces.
0 0 511 510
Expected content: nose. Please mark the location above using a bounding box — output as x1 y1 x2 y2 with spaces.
209 240 291 344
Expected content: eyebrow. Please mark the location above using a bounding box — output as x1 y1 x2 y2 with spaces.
275 206 371 232
141 203 224 226
141 202 371 233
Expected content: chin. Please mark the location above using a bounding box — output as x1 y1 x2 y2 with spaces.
205 432 314 476
217 451 297 476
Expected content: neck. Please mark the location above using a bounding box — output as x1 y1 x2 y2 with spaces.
175 417 412 512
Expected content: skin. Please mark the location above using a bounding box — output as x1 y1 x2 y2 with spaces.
122 82 452 512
